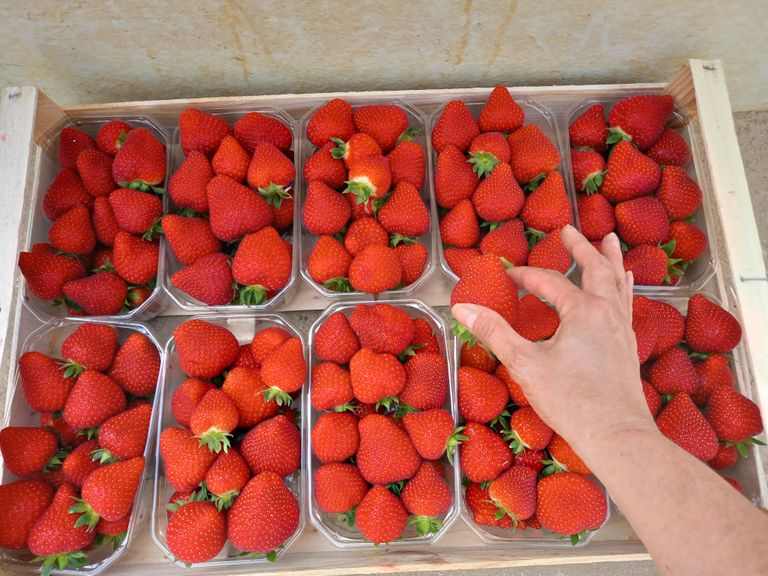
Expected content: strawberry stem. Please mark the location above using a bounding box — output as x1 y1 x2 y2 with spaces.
397 126 422 143
34 551 89 576
524 174 546 192
446 426 468 460
343 180 376 205
451 319 477 348
60 359 86 378
467 151 499 178
90 447 118 465
261 386 293 406
407 515 443 536
583 171 605 195
606 127 632 146
237 285 267 306
330 137 348 160
257 183 293 208
196 429 232 453
390 234 417 247
339 506 357 527
69 499 101 531
322 277 354 293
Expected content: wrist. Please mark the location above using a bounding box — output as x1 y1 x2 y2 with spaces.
571 418 662 471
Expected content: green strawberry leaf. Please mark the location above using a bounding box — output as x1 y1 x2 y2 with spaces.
397 126 422 143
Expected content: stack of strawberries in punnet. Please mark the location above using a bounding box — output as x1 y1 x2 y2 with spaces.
0 324 159 573
301 100 430 294
310 304 460 543
159 319 304 565
433 87 573 279
18 123 167 315
450 256 608 544
165 109 295 306
570 95 707 286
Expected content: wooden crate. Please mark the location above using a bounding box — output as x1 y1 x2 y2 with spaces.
0 59 766 574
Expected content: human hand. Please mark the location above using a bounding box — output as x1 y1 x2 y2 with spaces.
452 225 656 462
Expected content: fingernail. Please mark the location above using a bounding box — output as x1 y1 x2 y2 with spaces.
606 232 620 248
452 304 478 329
562 224 576 235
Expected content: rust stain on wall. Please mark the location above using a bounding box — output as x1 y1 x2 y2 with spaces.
485 0 517 68
454 0 473 65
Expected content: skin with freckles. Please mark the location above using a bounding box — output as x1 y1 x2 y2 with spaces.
453 225 768 576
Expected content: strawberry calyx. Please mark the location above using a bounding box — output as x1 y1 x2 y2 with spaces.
606 126 632 146
261 386 293 407
330 137 349 160
393 404 417 420
94 531 126 551
323 277 354 293
343 179 377 205
480 220 502 232
451 319 477 348
446 426 468 460
69 499 101 531
211 489 240 511
722 437 766 459
491 503 524 529
568 529 589 546
167 483 210 514
385 480 406 496
525 228 546 249
45 449 68 472
582 170 605 195
468 151 500 178
90 447 119 465
33 550 89 576
332 403 357 413
375 395 400 413
237 284 267 306
502 428 529 455
338 506 357 527
407 514 443 536
195 427 232 453
118 179 165 195
237 548 281 562
142 216 165 241
540 458 566 476
257 183 293 208
371 190 393 214
60 359 87 378
659 240 687 285
116 131 128 148
397 126 422 143
488 409 511 431
397 342 426 362
390 234 417 247
688 351 710 361
523 173 547 192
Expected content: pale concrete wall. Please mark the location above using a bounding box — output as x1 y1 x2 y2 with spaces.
1 0 766 110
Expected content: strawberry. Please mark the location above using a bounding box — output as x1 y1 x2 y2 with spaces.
378 181 430 237
94 403 151 463
633 296 685 357
0 427 60 477
310 362 353 411
48 206 96 255
656 393 719 460
169 150 213 213
399 352 449 411
505 406 554 452
271 196 294 230
166 500 227 564
357 484 411 544
692 355 734 406
19 351 74 412
488 465 537 525
344 155 391 204
61 323 117 374
527 228 572 273
112 231 159 285
352 105 408 152
71 457 144 528
205 448 251 509
312 412 359 463
666 221 706 261
179 108 232 157
387 138 425 189
546 434 590 475
434 144 478 209
96 120 132 155
232 227 292 302
44 169 93 220
19 244 86 301
92 248 113 270
708 444 738 470
521 172 572 233
607 94 674 150
332 132 382 168
460 342 497 373
159 427 217 491
656 166 702 220
514 294 560 341
76 148 116 197
307 98 356 147
622 245 672 286
444 247 481 278
313 463 368 514
440 199 480 248
468 132 512 177
108 332 161 397
402 408 460 460
307 235 353 287
411 318 440 355
348 244 403 293
162 214 222 265
577 193 615 241
685 294 742 353
246 142 295 203
211 134 249 182
350 303 415 355
39 411 83 448
28 483 95 570
95 514 130 547
241 415 301 477
432 100 480 153
0 479 53 549
401 460 451 535
113 127 166 189
303 142 348 189
357 414 421 484
260 337 306 404
63 370 126 430
233 111 293 153
91 196 120 247
496 365 529 407
232 344 257 369
303 180 352 234
171 252 235 306
536 472 607 539
349 348 406 404
394 240 428 287
646 128 691 167
207 174 273 241
633 315 658 363
172 378 216 427
59 127 96 169
459 422 513 482
614 196 670 246
570 148 606 194
63 271 127 315
706 385 764 443
569 104 607 152
515 448 546 474
109 188 162 235
189 388 239 453
314 311 360 364
173 319 239 378
479 86 525 133
506 125 560 185
642 379 662 416
458 366 508 423
222 367 279 427
600 141 661 203
465 481 513 528
471 161 525 222
649 347 700 394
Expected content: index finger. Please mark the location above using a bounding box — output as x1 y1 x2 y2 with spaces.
561 225 622 299
507 266 583 316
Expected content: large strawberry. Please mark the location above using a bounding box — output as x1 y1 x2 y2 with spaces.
691 354 734 407
169 150 213 213
19 351 74 412
232 227 292 304
434 144 478 209
444 247 481 278
388 137 425 189
655 393 719 460
310 362 354 411
488 465 537 525
465 482 513 528
206 175 272 242
706 385 764 443
577 193 616 241
570 148 606 194
171 252 235 306
513 294 560 342
58 127 95 169
400 460 451 535
646 128 691 167
614 196 670 247
173 319 239 378
666 221 706 261
241 414 301 477
307 98 356 147
344 155 391 205
343 216 388 256
48 206 96 255
349 348 406 405
402 408 461 460
43 168 93 220
479 219 529 267
632 296 685 358
172 378 216 427
76 148 116 197
357 414 421 484
93 403 151 463
649 348 700 394
656 165 702 219
432 100 480 153
96 120 132 155
108 332 161 397
312 412 360 463
233 111 293 153
313 311 360 364
112 231 159 285
0 427 61 477
504 406 554 452
355 484 410 544
246 142 295 202
440 199 480 248
353 105 409 152
179 108 231 157
471 162 525 222
19 244 86 301
313 463 369 514
348 244 402 293
260 337 306 405
622 245 675 286
685 294 742 353
520 171 571 233
112 127 166 189
459 422 513 482
70 457 144 528
303 180 352 235
349 303 415 355
536 472 607 542
607 94 674 150
399 352 449 410
304 141 348 189
159 427 217 491
506 125 560 185
0 479 53 549
162 213 222 265
205 448 251 509
251 327 291 366
395 242 428 285
166 500 227 564
569 104 607 152
109 188 162 235
479 86 524 133
458 366 508 423
600 141 661 203
63 370 126 430
378 180 430 237
222 367 279 427
189 389 239 453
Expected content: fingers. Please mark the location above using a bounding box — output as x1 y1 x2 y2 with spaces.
625 271 635 317
599 232 625 281
507 266 582 316
562 226 622 299
452 303 536 368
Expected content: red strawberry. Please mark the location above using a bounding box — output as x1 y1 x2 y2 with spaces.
444 247 481 278
708 444 738 470
312 412 359 463
162 214 222 266
432 100 480 153
166 500 227 564
465 481 513 528
307 98 356 147
349 244 403 293
96 120 132 155
314 311 360 364
76 148 116 197
396 241 428 285
313 463 368 514
642 379 662 416
488 465 537 525
222 367 279 427
112 231 159 284
440 199 480 248
61 323 117 374
647 128 691 167
43 169 93 220
173 319 239 378
607 94 674 150
27 484 96 569
656 166 702 219
19 244 86 301
615 196 670 246
72 456 144 528
91 196 120 247
0 479 53 549
0 427 60 477
633 296 685 357
231 344 257 369
108 332 160 397
304 142 348 189
666 221 706 261
468 132 511 177
577 193 615 241
411 318 440 355
233 111 292 153
536 472 607 538
63 271 127 315
547 434 591 475
357 484 410 544
169 150 213 213
241 414 301 477
350 303 415 355
260 336 306 404
172 378 216 427
49 206 96 255
159 427 217 491
692 355 734 406
310 362 353 411
211 134 249 182
179 108 232 157
352 105 408 152
434 144 478 209
112 128 166 188
399 352 449 411
378 181 430 237
205 448 251 509
307 235 353 287
600 141 661 203
357 414 421 484
472 162 525 222
94 403 151 463
332 132 382 168
569 104 607 152
19 351 74 412
460 342 498 373
570 148 606 194
401 460 451 535
479 87 525 133
246 142 295 203
513 294 560 342
303 180 351 234
63 370 126 430
232 227 292 301
388 138 425 189
528 229 572 273
706 385 763 442
344 155 391 205
459 422 513 482
685 294 742 353
109 188 162 235
506 125 560 185
206 175 273 241
402 408 459 460
271 195 294 230
622 245 672 286
349 348 406 404
633 315 658 363
521 172 571 233
59 127 96 169
505 406 554 452
458 366 508 423
656 393 719 460
649 348 700 394
496 365 529 407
